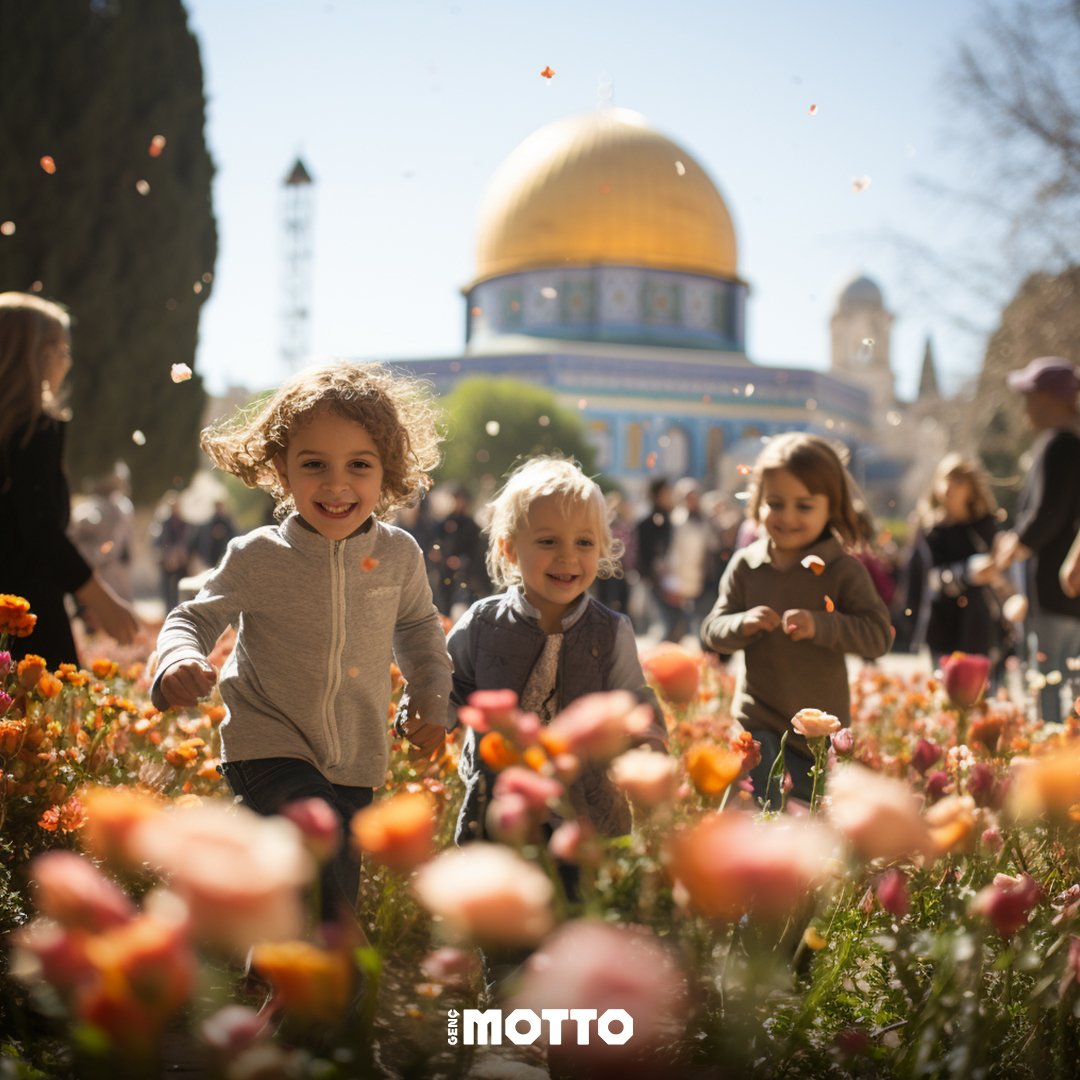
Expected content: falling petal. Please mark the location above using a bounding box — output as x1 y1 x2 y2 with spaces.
30 280 43 292
537 415 550 427
745 383 755 396
851 176 872 194
39 155 57 175
737 464 751 476
100 541 114 555
131 430 146 445
348 666 360 679
577 398 587 409
645 452 658 468
540 286 557 300
0 221 15 237
135 179 151 196
201 271 213 283
824 595 835 612
540 65 555 79
170 363 193 383
808 103 819 116
361 557 380 572
801 555 826 575
148 134 167 157
485 420 500 436
193 282 203 294
674 160 686 176
862 337 875 347
470 306 482 317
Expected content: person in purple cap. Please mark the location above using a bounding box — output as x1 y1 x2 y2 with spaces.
995 356 1080 723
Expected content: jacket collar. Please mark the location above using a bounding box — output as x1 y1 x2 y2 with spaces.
279 511 379 554
501 584 591 631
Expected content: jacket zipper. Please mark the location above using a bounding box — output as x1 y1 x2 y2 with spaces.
320 539 347 766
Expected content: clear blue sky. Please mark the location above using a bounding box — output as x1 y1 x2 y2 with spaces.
184 0 991 402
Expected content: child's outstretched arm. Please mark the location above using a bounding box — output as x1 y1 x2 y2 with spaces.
392 542 454 754
700 550 778 653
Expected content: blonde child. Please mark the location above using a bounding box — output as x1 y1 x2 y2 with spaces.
0 292 139 664
701 433 892 808
434 456 667 844
151 361 452 919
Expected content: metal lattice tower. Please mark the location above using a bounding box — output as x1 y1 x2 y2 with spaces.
281 157 315 373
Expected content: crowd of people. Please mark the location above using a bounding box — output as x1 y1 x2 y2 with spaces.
3 283 1080 919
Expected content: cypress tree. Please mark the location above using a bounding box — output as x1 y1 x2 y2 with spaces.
0 0 216 504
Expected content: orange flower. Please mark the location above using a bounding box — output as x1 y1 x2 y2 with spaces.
0 594 37 638
478 731 521 770
91 659 119 679
686 743 743 797
37 673 63 699
351 791 436 873
79 786 164 868
925 795 977 855
57 663 88 687
17 655 46 690
164 738 206 768
250 940 354 1023
642 645 700 705
1008 745 1080 821
540 65 555 78
0 718 26 757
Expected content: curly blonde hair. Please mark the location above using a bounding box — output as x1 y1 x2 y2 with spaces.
201 361 443 519
747 432 863 546
485 455 622 588
0 292 71 454
918 452 998 528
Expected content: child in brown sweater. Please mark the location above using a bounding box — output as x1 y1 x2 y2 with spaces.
701 433 892 808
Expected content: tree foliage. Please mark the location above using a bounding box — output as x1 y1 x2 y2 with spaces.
436 376 598 487
0 0 216 505
969 265 1080 499
949 0 1080 269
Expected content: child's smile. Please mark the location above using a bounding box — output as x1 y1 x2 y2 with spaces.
501 494 601 632
274 409 385 541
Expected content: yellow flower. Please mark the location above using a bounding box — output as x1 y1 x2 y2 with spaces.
250 941 354 1023
685 744 743 797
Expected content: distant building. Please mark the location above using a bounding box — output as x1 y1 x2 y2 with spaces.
396 107 949 509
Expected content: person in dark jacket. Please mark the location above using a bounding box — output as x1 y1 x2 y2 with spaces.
995 356 1080 724
0 293 138 664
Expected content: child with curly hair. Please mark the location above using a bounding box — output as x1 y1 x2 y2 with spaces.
151 361 452 919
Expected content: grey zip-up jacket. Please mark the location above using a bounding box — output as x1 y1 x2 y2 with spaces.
151 513 452 788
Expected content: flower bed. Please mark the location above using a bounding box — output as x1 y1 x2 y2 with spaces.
2 595 1080 1079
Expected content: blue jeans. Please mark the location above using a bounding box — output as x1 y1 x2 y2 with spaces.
221 758 373 923
1030 612 1080 725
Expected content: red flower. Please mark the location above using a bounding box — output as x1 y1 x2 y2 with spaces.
971 872 1043 938
941 652 990 708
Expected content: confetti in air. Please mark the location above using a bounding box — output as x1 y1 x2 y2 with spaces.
737 464 752 476
674 160 686 176
0 221 15 237
801 554 826 575
645 452 658 469
808 103 819 116
851 176 872 194
485 420 500 437
170 363 193 383
148 134 167 157
361 557 379 573
39 156 57 174
131 430 146 446
540 66 555 79
862 337 875 347
824 595 835 613
135 179 151 196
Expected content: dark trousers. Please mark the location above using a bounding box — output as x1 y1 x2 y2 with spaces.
221 757 373 923
747 728 814 810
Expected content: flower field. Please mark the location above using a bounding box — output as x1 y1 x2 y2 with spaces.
2 595 1080 1079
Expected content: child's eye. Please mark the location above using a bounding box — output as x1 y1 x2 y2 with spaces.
577 538 595 548
350 460 371 470
301 460 324 470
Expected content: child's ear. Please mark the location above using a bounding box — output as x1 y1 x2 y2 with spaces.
498 534 518 566
272 453 290 494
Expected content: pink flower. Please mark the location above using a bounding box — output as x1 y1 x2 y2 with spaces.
131 802 313 953
492 766 564 810
506 920 688 1073
875 868 909 918
826 764 933 862
966 762 1002 809
456 689 521 734
791 708 841 738
279 797 341 863
971 872 1043 937
831 728 855 756
981 827 1003 853
485 793 534 845
911 738 943 775
609 748 679 808
539 691 655 763
925 770 951 802
0 650 11 679
668 812 836 922
420 947 482 989
29 851 135 931
200 1004 273 1055
548 820 602 865
11 918 95 992
412 844 554 947
641 644 700 704
941 652 990 708
0 690 12 715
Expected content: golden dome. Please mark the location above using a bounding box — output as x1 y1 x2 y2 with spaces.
473 107 738 285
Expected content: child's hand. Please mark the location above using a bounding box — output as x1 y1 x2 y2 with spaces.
159 658 217 708
782 609 816 641
741 605 781 636
400 698 447 760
